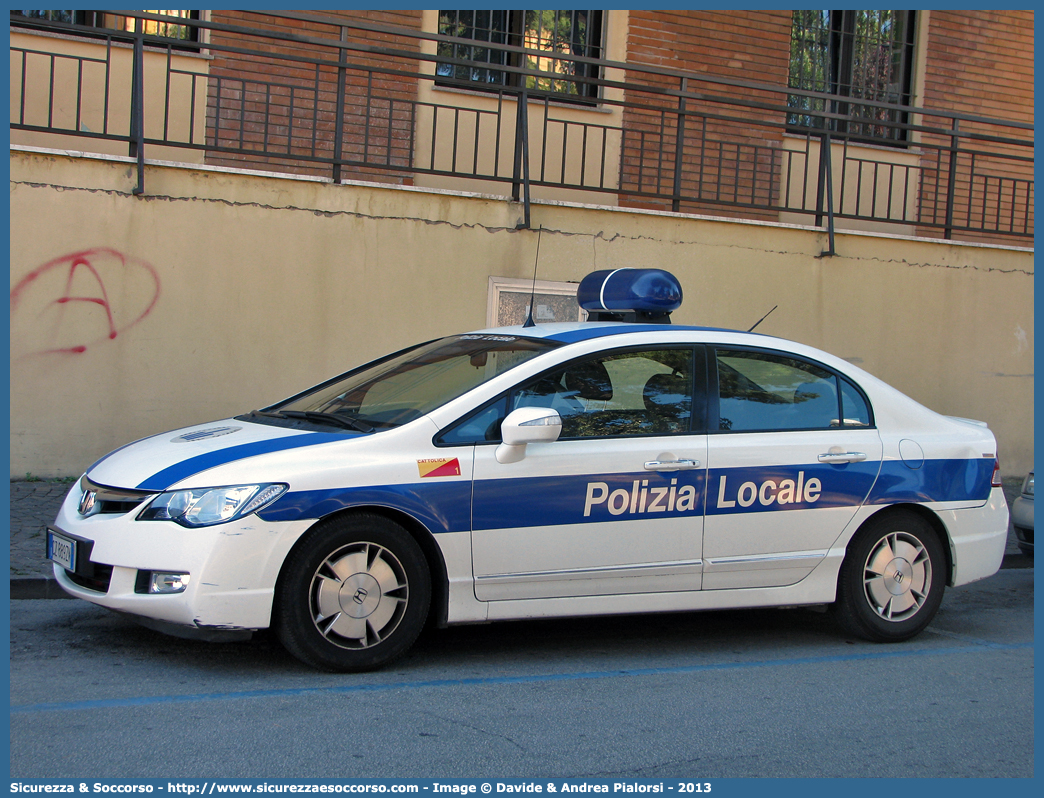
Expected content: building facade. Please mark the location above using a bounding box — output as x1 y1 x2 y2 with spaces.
10 9 1034 244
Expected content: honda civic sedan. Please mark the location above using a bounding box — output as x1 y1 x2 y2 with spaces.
48 269 1009 671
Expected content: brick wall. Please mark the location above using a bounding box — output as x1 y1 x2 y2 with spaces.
620 10 792 219
922 11 1033 125
205 10 422 183
917 11 1033 243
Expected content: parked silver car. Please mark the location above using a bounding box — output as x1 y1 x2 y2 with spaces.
1012 471 1034 556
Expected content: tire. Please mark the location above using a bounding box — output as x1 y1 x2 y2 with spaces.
1013 527 1033 558
275 513 431 672
832 511 945 642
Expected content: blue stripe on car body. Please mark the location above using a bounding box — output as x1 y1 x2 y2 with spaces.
866 457 995 505
133 432 359 491
258 483 474 534
255 457 992 531
473 470 708 529
705 462 881 516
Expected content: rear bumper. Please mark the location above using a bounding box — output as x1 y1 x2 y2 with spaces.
943 487 1009 586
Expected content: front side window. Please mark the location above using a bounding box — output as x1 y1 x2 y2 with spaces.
436 9 604 100
441 347 697 444
715 349 871 432
787 10 916 144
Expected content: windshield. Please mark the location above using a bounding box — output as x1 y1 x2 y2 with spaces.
267 334 559 430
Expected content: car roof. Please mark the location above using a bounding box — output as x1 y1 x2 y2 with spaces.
471 321 760 344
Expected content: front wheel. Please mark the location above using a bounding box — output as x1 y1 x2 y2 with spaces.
275 514 431 672
832 512 946 642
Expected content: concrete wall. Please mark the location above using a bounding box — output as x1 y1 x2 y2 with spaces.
9 147 1034 477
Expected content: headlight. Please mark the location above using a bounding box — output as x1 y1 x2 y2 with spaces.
138 483 288 527
1024 472 1034 496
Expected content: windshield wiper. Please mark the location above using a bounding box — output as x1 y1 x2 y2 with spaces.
277 410 375 433
247 410 285 421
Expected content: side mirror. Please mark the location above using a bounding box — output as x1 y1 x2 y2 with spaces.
495 407 562 464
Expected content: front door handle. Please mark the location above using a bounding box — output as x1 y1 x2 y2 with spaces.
644 459 700 471
817 451 867 463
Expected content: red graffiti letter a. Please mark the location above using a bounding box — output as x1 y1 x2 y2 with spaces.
55 255 117 340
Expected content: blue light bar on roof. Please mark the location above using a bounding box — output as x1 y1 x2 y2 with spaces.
577 268 683 323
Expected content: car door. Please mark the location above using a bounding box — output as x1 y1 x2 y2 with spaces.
462 346 708 602
702 346 883 589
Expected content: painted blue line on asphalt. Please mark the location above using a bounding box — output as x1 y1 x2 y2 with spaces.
10 640 1033 715
921 627 1020 650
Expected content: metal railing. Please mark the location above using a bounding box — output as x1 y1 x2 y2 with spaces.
9 10 1034 245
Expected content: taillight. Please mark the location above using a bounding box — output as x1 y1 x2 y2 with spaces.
991 457 1003 488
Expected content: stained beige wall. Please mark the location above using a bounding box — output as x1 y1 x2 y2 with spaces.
10 30 209 163
779 137 922 236
9 147 1034 477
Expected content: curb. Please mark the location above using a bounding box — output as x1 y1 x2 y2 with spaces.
10 554 1034 600
10 576 74 600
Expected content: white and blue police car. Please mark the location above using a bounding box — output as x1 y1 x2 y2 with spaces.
48 269 1009 671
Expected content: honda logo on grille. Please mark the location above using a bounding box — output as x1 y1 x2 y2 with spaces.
78 490 98 517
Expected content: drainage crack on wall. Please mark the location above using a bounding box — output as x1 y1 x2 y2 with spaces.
856 255 1034 276
12 179 524 236
16 179 1033 274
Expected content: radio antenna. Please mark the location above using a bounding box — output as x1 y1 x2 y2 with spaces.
748 304 778 332
522 225 543 329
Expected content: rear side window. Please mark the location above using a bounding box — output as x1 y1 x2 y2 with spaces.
715 349 872 432
839 377 872 427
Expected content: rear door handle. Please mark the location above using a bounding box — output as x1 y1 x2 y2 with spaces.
644 459 700 471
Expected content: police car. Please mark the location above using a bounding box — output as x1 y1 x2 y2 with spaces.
48 269 1009 672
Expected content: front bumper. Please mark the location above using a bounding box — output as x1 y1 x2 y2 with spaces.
50 483 314 631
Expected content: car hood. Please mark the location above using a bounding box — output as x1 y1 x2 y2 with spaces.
87 419 363 493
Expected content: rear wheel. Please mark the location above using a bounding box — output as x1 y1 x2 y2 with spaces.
833 512 945 642
276 514 430 672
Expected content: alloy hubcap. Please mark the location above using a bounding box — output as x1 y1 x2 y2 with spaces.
309 542 408 649
862 531 931 622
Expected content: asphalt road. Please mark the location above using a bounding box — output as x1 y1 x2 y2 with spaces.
9 566 1033 779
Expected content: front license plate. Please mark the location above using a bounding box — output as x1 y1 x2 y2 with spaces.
47 531 76 571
